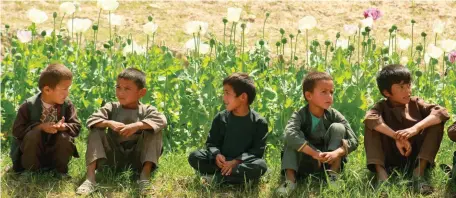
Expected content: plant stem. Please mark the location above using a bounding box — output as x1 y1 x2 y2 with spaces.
58 13 66 36
306 29 309 69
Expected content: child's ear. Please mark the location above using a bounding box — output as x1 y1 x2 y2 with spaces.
382 89 392 98
42 86 51 94
139 88 147 97
304 91 312 101
240 93 248 102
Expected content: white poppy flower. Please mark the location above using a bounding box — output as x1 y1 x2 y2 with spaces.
227 7 242 22
107 13 123 26
199 43 210 54
27 8 48 24
360 17 374 30
427 44 443 59
184 21 208 35
424 53 431 64
59 2 76 15
439 39 456 53
16 30 32 43
343 24 358 36
184 38 210 54
123 41 145 55
298 16 317 30
433 19 445 34
97 0 119 11
67 18 92 33
143 22 158 35
398 37 411 51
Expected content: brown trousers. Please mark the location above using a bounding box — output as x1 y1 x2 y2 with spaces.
85 128 162 171
364 124 444 172
20 130 76 173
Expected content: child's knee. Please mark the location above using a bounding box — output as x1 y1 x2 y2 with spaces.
188 150 204 166
55 132 72 147
328 123 345 134
252 158 268 173
23 130 42 145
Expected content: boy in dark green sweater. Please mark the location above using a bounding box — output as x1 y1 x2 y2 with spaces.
188 73 268 184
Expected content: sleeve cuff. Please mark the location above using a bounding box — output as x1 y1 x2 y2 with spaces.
364 118 383 130
430 109 450 122
208 147 221 157
87 118 105 128
298 141 308 152
142 120 159 133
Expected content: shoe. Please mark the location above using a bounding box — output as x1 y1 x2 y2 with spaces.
137 179 153 195
413 176 433 195
276 179 297 197
76 179 97 195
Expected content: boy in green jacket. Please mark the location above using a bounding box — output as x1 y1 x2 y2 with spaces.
277 72 358 196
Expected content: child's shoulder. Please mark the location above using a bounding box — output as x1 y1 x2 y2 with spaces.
409 96 427 104
101 101 120 109
250 109 267 125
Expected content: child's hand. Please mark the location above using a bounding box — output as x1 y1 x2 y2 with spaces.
41 122 58 134
108 121 126 132
53 117 67 131
221 160 241 176
215 154 226 169
395 139 412 157
396 126 420 140
311 152 326 162
320 151 341 164
119 123 140 137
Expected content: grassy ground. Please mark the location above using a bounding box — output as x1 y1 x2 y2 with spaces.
1 128 456 198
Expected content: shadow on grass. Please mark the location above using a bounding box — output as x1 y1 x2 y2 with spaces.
1 165 163 197
182 174 263 198
2 167 76 197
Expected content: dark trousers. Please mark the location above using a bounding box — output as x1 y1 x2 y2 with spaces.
365 124 444 173
188 149 267 184
20 130 76 173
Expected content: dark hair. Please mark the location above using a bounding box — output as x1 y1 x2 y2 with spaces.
223 73 256 105
376 64 411 97
39 63 73 90
117 68 146 89
302 71 333 101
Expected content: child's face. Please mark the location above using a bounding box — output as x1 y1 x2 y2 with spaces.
305 80 334 110
43 79 72 105
223 84 247 112
116 78 146 108
383 81 411 105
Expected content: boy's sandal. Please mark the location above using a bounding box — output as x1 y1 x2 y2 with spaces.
414 177 433 195
137 180 153 195
276 179 297 197
200 175 215 185
76 180 97 195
